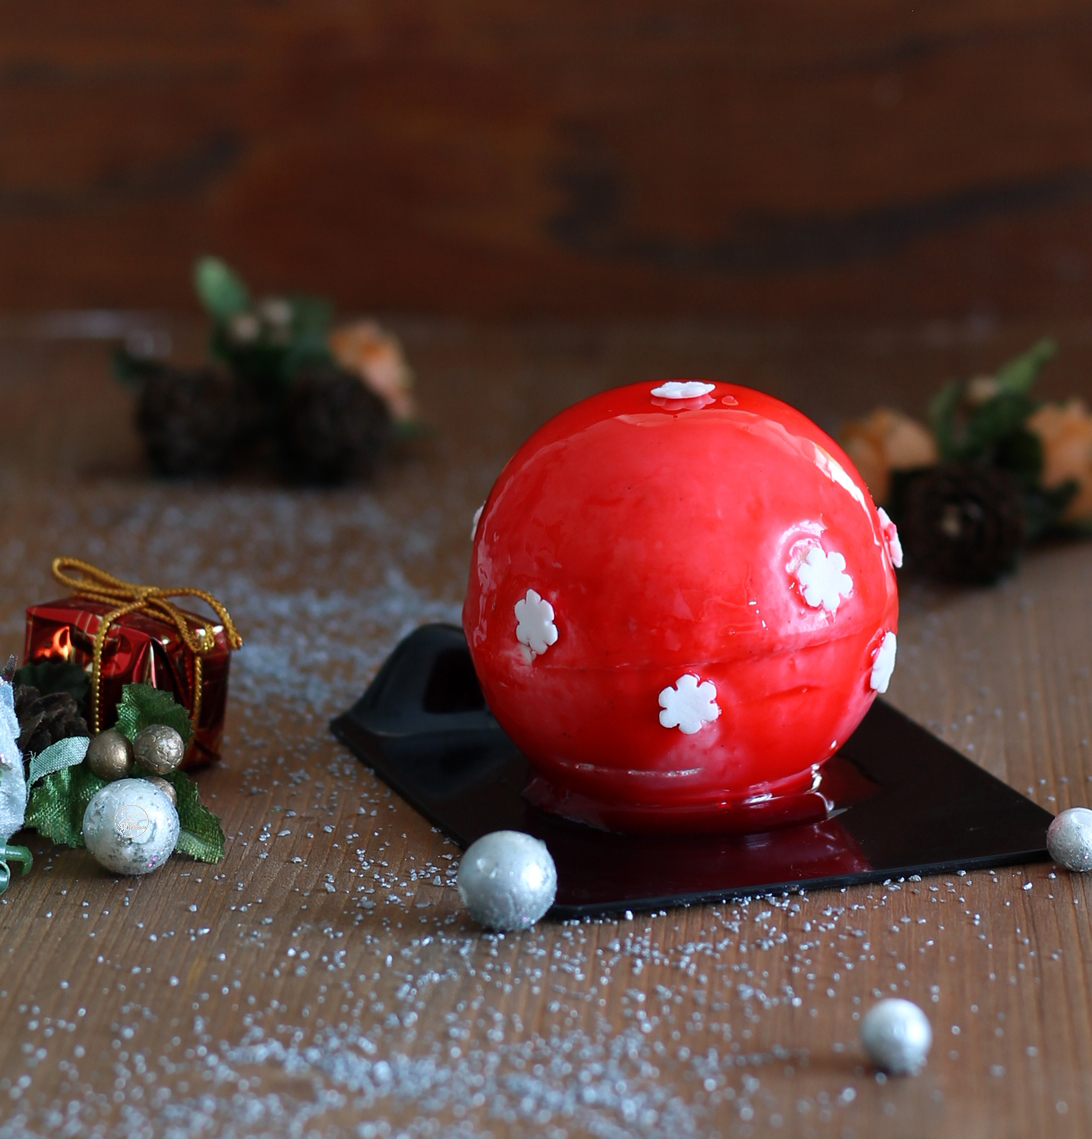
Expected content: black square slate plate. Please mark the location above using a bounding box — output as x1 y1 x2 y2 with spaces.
331 624 1053 918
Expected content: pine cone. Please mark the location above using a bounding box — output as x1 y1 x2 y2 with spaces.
13 685 88 758
900 463 1026 584
279 366 392 485
136 365 243 477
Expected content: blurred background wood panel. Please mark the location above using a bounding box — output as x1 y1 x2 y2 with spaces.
6 1 1092 318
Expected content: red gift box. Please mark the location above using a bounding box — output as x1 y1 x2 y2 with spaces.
24 561 243 769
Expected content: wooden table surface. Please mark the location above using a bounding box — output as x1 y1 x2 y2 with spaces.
1 316 1091 1138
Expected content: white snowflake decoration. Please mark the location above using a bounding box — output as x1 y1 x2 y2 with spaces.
658 674 720 735
650 381 715 400
794 546 853 614
877 507 903 568
514 589 558 657
870 631 897 693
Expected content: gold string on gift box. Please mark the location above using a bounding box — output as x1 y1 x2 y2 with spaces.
50 557 244 734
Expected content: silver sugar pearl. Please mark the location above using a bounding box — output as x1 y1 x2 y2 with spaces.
860 998 932 1075
82 778 179 876
1047 807 1092 871
457 830 557 931
85 729 134 782
143 775 177 808
133 724 186 775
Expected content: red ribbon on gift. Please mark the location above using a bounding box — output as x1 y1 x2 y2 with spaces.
50 558 244 734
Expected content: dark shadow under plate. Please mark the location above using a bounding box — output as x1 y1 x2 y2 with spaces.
330 624 1053 918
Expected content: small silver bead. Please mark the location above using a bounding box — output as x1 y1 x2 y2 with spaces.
457 831 557 931
1047 807 1092 871
85 730 135 782
82 779 179 876
133 724 186 775
860 999 932 1075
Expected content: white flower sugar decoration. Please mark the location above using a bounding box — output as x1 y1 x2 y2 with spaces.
514 589 558 657
659 674 720 734
877 507 903 568
870 631 897 693
651 381 715 400
794 546 854 614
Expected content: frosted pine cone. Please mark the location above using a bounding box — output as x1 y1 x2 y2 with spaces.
280 366 392 485
900 464 1025 584
13 686 88 758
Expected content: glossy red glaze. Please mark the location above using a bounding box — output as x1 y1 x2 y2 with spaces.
464 381 899 833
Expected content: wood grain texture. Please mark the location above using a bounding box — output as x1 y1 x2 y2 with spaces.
7 3 1092 317
0 319 1091 1135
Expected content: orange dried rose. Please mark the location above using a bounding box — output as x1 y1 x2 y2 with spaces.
328 320 417 423
1027 398 1092 523
840 408 938 506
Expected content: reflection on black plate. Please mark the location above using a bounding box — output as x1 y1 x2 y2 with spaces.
331 624 1052 918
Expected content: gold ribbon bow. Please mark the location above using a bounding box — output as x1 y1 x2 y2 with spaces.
51 557 244 734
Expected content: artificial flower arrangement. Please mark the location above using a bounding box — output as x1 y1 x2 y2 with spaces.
115 258 417 485
841 339 1092 583
0 671 224 894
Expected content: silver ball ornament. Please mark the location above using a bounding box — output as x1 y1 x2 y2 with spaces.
82 778 179 876
85 729 134 781
860 998 932 1075
133 724 186 775
1047 807 1092 872
143 775 177 808
457 830 557 931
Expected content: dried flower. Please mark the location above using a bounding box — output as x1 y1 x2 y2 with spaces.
840 408 938 505
257 296 293 329
328 320 416 423
1027 398 1092 523
227 311 260 346
964 374 1001 406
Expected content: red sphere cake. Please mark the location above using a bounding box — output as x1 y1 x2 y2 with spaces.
463 380 900 832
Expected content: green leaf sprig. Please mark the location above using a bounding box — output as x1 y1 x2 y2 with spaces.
196 256 333 391
12 660 90 706
929 338 1057 471
114 683 192 746
926 337 1078 540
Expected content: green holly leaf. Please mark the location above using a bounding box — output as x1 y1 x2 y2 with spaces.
114 684 192 745
23 681 223 864
13 661 90 706
24 764 106 848
194 257 250 321
279 337 334 383
929 380 961 461
994 426 1044 485
994 337 1057 396
161 771 224 863
961 392 1037 460
210 332 293 391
